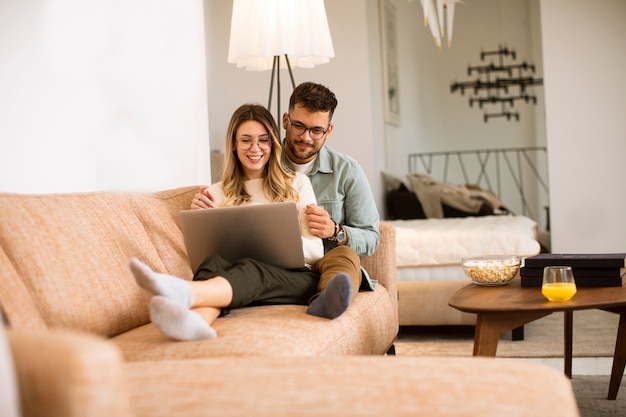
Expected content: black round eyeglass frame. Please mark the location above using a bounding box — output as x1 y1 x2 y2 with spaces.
287 115 329 140
236 139 272 151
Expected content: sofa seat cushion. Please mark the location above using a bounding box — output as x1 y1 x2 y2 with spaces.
112 285 396 360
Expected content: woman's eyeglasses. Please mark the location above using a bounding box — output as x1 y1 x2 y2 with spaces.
236 138 272 151
287 115 329 140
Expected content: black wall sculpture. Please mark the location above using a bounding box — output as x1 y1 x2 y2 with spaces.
450 46 543 122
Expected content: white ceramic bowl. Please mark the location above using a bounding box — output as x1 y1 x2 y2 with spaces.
461 255 521 286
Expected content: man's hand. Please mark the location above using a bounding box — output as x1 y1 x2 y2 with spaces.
305 204 335 239
191 186 216 209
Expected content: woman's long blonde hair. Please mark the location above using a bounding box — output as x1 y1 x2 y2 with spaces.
220 104 298 206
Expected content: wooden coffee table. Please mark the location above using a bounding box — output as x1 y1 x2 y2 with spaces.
449 278 626 400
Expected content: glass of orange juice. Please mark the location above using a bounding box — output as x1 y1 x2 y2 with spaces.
541 266 577 301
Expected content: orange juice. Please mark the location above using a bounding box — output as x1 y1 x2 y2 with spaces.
542 282 577 301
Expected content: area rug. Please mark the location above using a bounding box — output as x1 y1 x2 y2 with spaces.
395 309 620 358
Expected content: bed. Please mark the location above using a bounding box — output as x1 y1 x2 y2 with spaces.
383 147 547 326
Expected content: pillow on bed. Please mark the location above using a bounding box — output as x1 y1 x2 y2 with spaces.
384 172 496 220
386 187 493 220
407 173 499 219
386 186 428 220
382 172 427 219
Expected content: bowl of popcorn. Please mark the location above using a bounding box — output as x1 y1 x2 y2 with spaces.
461 255 521 286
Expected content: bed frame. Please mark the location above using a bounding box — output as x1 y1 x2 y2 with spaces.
407 146 549 231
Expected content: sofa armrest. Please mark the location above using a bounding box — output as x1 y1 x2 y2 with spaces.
360 222 397 311
8 329 133 417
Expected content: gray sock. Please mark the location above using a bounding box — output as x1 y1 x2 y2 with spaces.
306 273 352 319
130 258 192 307
149 296 217 341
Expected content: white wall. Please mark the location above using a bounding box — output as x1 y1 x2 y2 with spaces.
0 0 211 193
540 0 626 252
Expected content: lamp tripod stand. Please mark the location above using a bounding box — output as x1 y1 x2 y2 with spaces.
268 54 296 138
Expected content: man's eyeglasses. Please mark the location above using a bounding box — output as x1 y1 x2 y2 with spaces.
236 138 272 151
287 115 329 140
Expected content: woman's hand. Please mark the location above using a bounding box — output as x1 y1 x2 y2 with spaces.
191 186 216 210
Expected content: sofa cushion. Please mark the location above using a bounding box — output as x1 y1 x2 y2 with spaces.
0 187 198 337
112 284 396 360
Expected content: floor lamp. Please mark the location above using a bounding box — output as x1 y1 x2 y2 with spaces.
227 0 334 137
267 54 295 138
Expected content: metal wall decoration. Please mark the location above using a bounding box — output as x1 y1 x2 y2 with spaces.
450 46 543 122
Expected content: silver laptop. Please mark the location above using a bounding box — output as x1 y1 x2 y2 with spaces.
179 202 305 271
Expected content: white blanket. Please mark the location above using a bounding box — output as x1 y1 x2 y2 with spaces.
391 215 540 267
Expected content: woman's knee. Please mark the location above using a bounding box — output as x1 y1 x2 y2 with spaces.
194 255 232 281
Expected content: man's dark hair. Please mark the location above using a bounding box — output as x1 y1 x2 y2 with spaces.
289 82 338 121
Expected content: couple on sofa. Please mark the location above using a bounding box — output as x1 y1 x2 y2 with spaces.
131 82 380 341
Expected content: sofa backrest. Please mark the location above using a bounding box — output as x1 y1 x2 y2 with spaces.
0 187 198 337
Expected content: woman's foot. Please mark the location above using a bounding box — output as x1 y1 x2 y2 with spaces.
130 258 191 307
149 296 217 341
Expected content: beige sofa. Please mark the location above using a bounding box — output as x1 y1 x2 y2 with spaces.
0 186 398 358
0 187 581 416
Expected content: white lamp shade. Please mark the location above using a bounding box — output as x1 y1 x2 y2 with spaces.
228 0 334 71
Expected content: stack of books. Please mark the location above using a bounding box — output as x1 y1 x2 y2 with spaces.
520 253 626 287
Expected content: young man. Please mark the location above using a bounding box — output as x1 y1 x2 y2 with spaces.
282 82 380 319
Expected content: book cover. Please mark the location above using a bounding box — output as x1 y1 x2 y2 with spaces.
523 253 626 269
520 267 626 278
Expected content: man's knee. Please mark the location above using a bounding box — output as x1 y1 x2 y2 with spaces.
318 246 360 274
328 245 359 262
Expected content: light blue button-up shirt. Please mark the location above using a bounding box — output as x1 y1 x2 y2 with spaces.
284 145 380 290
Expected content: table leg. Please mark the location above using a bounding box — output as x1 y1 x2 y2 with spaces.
608 312 626 400
512 326 524 341
474 314 502 356
473 311 551 357
564 311 573 379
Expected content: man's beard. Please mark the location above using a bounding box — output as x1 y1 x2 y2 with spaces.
287 139 320 161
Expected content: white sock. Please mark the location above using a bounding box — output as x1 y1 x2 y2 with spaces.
149 296 217 341
130 258 192 307
306 273 352 319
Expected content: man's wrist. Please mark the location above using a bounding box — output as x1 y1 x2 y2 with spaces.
327 220 341 242
328 221 346 244
335 224 346 244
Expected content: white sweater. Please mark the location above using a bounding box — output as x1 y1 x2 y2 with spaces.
208 172 324 267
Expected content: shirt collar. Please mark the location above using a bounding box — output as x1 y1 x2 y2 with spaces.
315 145 332 174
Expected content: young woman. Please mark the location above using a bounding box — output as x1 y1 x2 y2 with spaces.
130 104 350 341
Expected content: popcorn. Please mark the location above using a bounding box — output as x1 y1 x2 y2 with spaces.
462 257 520 285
